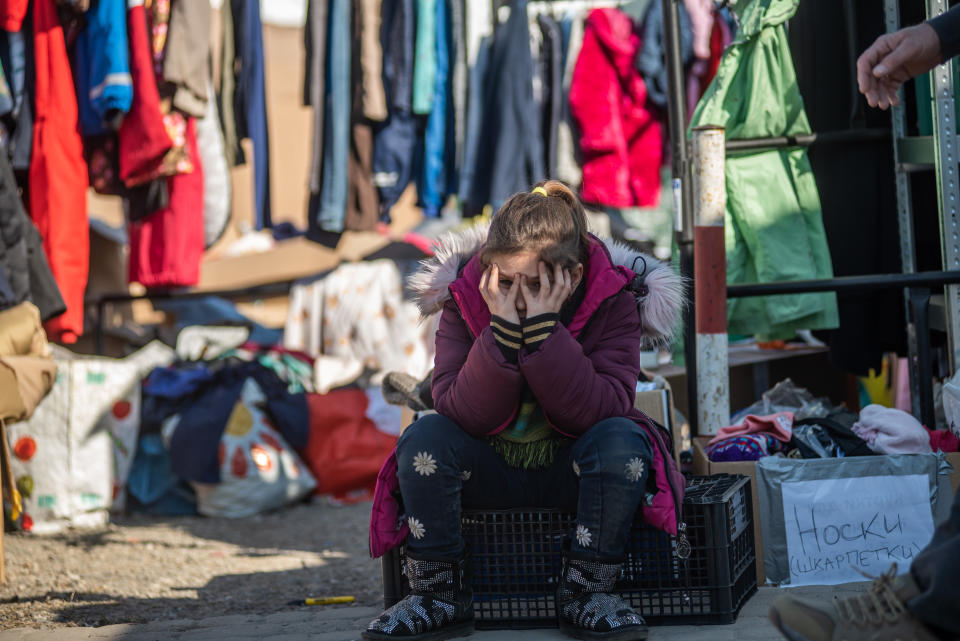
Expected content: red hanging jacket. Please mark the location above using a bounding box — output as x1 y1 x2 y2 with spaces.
0 0 28 31
30 0 89 343
118 0 174 184
569 8 662 209
127 117 204 288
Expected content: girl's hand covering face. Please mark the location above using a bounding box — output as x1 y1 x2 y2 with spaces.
521 262 572 318
480 263 522 324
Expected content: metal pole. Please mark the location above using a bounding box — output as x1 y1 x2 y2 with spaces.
885 0 922 420
692 126 729 435
928 0 960 374
661 0 698 433
95 300 106 356
727 270 960 297
910 289 935 429
724 128 890 152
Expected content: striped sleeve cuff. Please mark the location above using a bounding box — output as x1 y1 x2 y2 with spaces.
522 313 559 352
491 315 522 362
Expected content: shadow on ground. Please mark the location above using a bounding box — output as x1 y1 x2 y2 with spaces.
112 499 374 557
29 566 380 628
0 501 384 630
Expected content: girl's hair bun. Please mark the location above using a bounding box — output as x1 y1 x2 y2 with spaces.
481 180 590 269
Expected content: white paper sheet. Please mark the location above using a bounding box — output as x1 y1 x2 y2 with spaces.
781 474 935 586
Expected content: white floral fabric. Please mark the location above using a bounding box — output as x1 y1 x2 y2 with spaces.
284 261 437 392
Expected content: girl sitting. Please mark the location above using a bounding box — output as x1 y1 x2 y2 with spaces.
366 181 686 641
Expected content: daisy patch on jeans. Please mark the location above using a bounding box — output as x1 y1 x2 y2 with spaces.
625 457 645 482
575 524 593 548
412 451 437 476
408 516 426 539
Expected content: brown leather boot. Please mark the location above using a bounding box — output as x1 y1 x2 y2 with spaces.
769 565 943 641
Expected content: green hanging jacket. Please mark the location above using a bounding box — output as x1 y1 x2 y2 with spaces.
689 0 838 338
412 0 437 115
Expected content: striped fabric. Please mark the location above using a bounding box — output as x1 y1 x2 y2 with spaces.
522 313 559 351
491 315 522 362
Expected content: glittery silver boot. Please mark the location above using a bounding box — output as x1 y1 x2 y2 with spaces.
557 552 649 641
363 550 474 640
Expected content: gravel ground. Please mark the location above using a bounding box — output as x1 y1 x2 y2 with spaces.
0 500 382 630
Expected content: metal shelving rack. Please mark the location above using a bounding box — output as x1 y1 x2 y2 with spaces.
885 0 960 422
662 0 960 432
927 0 960 379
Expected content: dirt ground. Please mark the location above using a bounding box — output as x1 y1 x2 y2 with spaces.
0 500 382 630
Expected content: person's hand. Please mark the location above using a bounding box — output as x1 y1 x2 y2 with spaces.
857 23 941 110
480 264 521 324
520 262 573 318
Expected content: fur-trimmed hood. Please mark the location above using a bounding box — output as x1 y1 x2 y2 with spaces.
409 223 685 346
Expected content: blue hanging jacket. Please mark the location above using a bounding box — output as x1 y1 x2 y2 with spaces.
419 0 452 216
74 0 132 135
232 0 273 229
467 0 545 211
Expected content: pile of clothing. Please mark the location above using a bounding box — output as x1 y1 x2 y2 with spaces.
706 379 958 463
128 328 401 518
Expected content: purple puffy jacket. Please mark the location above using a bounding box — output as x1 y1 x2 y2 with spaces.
369 224 687 558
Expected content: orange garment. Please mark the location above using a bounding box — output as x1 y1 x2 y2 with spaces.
29 0 89 343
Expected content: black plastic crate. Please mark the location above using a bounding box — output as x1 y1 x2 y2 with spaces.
381 474 756 628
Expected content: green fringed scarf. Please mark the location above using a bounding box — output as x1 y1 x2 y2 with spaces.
489 392 569 469
489 283 585 469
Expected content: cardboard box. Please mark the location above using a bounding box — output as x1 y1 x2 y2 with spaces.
199 237 340 292
948 452 960 494
634 383 681 465
400 407 415 433
199 222 431 294
694 438 960 586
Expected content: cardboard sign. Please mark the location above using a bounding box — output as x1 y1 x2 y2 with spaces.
781 474 935 586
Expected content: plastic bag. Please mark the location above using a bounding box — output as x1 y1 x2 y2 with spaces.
6 342 173 532
185 378 316 518
943 370 960 438
790 424 840 458
301 388 400 502
731 378 833 425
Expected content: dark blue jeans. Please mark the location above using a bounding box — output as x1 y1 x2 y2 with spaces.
396 413 653 559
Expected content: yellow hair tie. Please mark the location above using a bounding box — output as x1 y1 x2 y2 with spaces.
531 186 548 197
